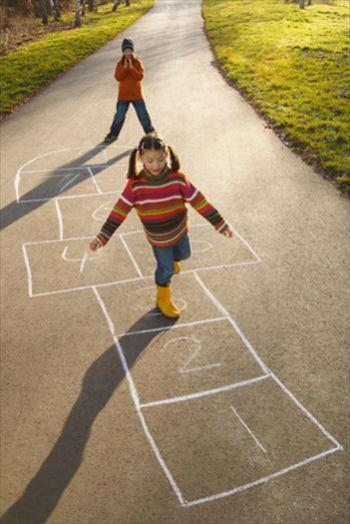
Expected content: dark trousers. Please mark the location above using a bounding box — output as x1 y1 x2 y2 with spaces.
152 233 192 286
110 99 154 137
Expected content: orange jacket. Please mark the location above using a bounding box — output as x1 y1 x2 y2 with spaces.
114 56 144 101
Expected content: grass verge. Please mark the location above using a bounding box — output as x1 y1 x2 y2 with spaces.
0 1 154 118
202 0 350 191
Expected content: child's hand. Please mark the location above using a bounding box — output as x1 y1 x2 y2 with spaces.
221 226 233 238
90 238 103 251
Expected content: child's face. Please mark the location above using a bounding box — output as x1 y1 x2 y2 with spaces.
141 149 167 176
123 48 133 58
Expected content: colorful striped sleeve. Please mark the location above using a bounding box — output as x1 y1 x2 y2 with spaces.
180 175 228 233
97 181 134 245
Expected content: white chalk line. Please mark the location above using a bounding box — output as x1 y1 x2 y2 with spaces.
163 336 221 374
179 363 221 374
119 235 144 278
21 225 260 300
229 223 261 264
15 144 130 202
90 266 343 506
22 261 259 298
185 260 260 272
61 245 100 274
25 275 150 298
61 246 69 261
22 257 260 298
16 191 119 204
121 223 261 264
191 240 213 253
181 446 341 507
16 144 130 170
270 371 344 451
92 287 185 506
22 244 33 298
132 284 162 316
87 167 103 195
24 235 98 246
116 317 226 338
92 286 116 338
17 160 344 506
19 165 121 174
54 199 64 240
19 169 87 177
92 201 117 223
59 173 80 193
80 252 88 273
231 406 267 454
139 375 270 410
194 271 270 374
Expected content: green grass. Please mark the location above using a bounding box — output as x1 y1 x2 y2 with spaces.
0 1 154 116
203 0 350 187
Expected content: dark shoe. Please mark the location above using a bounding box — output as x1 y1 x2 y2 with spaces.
103 133 118 144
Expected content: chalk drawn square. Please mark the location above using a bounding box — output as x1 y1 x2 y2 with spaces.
118 318 265 405
97 272 226 335
142 376 337 504
17 169 99 202
121 223 259 276
23 237 140 296
56 195 140 239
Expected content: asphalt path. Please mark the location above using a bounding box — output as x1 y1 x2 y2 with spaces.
1 0 349 523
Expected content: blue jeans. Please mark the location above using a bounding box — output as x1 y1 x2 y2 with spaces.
152 233 191 286
110 100 154 136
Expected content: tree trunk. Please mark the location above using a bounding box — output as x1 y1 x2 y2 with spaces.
125 0 130 5
75 0 81 27
112 0 122 12
82 0 86 16
52 0 60 20
32 1 42 17
40 0 48 24
88 0 94 12
45 0 53 16
299 0 305 8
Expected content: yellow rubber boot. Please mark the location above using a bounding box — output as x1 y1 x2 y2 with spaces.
156 284 180 318
174 261 181 274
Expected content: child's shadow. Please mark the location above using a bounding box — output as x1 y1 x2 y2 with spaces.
0 310 178 524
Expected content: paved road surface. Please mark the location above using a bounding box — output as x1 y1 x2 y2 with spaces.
1 1 349 523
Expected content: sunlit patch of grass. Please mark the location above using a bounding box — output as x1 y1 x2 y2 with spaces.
203 0 350 182
0 0 154 116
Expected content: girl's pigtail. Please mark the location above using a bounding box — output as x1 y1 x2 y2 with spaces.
127 148 138 179
168 146 180 172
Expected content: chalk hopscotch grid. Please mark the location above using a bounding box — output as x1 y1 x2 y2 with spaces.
21 219 261 298
17 150 343 507
92 273 343 507
15 145 129 203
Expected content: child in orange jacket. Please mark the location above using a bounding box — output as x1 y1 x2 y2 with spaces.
104 38 155 144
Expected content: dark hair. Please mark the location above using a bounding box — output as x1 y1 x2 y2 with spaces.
127 133 180 179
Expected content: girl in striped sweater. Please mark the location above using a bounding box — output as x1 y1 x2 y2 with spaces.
90 134 233 318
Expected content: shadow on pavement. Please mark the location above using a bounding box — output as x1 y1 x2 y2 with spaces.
0 311 178 524
0 144 132 232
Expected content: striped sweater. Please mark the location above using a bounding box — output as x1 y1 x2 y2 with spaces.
97 169 228 248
